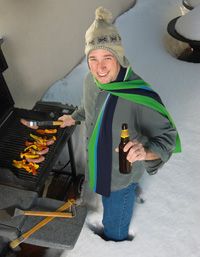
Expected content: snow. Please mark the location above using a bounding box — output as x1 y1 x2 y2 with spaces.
43 0 200 256
187 0 200 8
175 5 200 40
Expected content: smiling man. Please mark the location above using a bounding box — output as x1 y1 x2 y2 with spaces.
88 49 120 84
58 7 180 242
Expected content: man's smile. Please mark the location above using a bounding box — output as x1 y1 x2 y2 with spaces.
97 72 109 77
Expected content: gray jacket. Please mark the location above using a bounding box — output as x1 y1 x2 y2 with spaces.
72 70 177 192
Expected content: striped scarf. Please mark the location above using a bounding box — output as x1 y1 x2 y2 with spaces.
88 66 181 197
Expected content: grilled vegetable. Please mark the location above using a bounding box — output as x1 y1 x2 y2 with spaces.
25 141 49 151
28 147 49 155
24 144 49 155
12 129 57 175
20 152 40 159
30 134 56 146
12 160 39 175
36 129 57 135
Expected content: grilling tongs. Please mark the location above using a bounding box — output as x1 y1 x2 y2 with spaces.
27 120 64 127
20 118 80 129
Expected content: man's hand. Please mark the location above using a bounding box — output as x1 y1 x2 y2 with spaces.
124 140 147 163
58 115 76 128
116 140 160 163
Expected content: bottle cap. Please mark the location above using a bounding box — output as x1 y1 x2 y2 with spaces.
121 123 129 138
122 123 128 130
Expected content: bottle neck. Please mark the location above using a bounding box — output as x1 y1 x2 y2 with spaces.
120 129 129 138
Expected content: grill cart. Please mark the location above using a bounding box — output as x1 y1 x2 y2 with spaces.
0 38 86 256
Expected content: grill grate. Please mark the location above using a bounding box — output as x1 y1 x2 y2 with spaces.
0 103 76 192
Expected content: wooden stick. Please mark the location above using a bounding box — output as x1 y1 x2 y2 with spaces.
9 199 76 249
21 210 74 218
53 120 81 126
52 120 63 126
23 210 73 218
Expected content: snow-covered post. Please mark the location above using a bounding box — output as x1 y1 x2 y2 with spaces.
167 5 200 63
182 0 200 10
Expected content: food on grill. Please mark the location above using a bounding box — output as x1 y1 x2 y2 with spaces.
36 129 57 135
22 142 49 161
46 139 55 146
26 155 45 163
20 118 38 129
13 130 57 174
20 150 45 164
24 144 49 155
25 141 48 150
30 134 56 146
12 160 39 175
36 147 49 155
24 144 38 150
20 152 40 159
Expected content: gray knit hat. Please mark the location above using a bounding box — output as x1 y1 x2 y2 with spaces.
85 7 129 67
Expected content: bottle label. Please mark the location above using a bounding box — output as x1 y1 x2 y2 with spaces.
120 129 129 138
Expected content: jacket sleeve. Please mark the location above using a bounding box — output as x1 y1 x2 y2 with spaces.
71 72 95 122
138 105 177 175
71 105 85 121
71 75 87 121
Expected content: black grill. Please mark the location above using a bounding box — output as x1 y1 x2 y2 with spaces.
0 39 76 194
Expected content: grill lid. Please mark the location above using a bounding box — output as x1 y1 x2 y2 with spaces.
0 38 8 73
0 39 15 124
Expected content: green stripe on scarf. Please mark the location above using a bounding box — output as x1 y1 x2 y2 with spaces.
97 79 151 90
88 118 98 191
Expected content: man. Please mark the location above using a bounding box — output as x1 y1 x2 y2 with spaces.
58 7 180 241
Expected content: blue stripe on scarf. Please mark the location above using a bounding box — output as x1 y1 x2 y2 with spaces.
96 94 118 196
140 86 154 91
94 94 111 193
112 88 163 105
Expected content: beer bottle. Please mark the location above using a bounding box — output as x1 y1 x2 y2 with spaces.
119 123 132 174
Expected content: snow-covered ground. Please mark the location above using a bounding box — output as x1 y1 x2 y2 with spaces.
43 0 200 256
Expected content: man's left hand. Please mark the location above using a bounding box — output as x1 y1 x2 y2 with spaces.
115 140 146 163
115 140 160 163
124 140 147 163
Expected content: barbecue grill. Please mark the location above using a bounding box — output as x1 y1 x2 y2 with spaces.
0 38 86 254
0 37 83 194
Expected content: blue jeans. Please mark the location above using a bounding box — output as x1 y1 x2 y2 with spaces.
102 182 138 241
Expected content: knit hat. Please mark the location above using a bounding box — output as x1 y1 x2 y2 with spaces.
85 7 129 67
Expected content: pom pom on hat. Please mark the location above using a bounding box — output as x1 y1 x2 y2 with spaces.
85 6 129 67
95 7 112 23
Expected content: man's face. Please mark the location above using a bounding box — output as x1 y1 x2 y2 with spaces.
88 49 120 84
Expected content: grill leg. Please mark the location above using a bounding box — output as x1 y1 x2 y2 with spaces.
65 136 85 199
46 136 79 200
67 136 77 180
